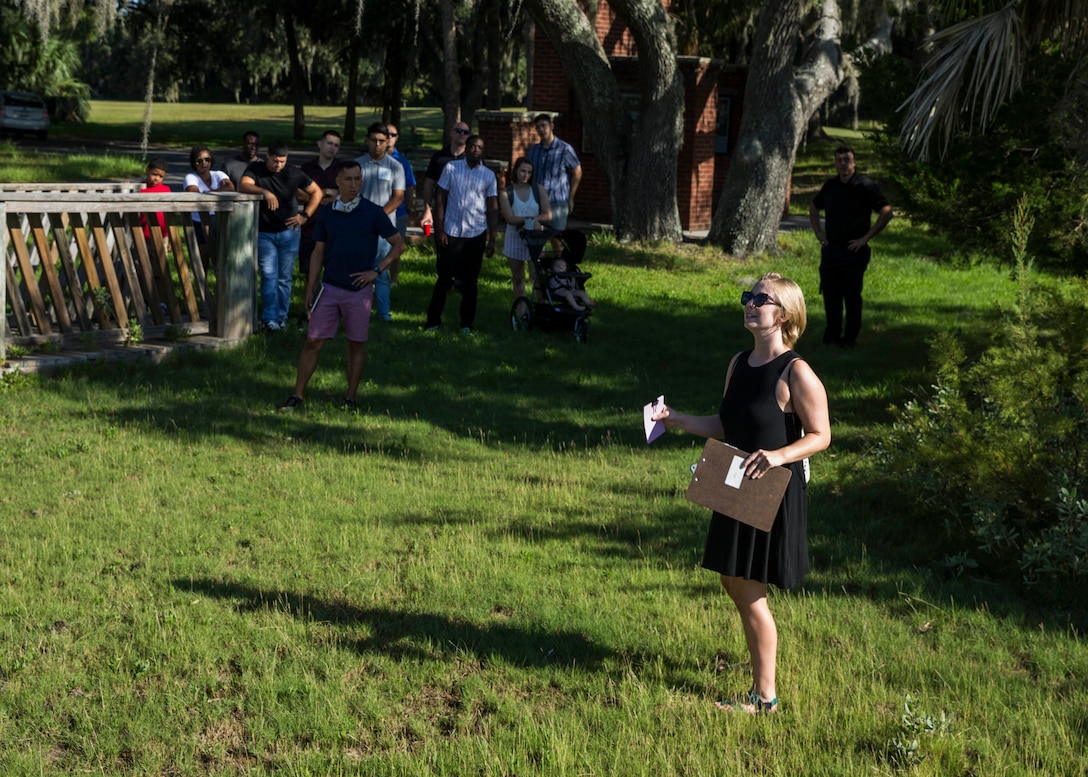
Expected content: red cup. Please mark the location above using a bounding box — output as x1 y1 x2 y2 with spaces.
424 222 433 237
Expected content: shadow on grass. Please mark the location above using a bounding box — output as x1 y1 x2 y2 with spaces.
174 577 617 671
31 270 1003 461
172 576 732 697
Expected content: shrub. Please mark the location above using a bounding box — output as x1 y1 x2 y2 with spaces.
876 198 1088 585
868 49 1088 272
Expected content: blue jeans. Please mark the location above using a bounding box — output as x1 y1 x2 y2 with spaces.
372 237 393 321
258 229 301 326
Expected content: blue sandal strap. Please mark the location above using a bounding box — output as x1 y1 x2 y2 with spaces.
747 690 779 712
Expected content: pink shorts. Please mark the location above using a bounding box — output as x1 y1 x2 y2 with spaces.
307 284 372 342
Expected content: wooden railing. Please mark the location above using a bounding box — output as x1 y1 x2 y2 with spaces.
1 186 261 361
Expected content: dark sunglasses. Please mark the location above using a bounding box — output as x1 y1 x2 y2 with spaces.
453 128 470 134
387 132 398 137
195 157 212 164
741 291 778 307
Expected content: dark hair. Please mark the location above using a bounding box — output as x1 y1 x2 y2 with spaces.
466 134 483 148
533 113 553 125
320 129 341 141
339 160 361 173
146 158 169 174
834 145 854 157
366 121 388 138
243 130 260 141
510 156 533 183
188 145 213 170
267 140 290 157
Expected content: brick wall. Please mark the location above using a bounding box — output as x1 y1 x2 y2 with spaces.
677 57 719 231
595 0 639 57
712 66 748 214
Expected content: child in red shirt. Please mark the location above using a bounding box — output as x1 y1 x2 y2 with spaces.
139 158 171 240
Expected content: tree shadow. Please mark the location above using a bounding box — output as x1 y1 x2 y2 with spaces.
173 576 616 671
172 575 731 698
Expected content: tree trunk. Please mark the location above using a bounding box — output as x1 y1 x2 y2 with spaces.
525 0 683 243
345 33 362 143
609 0 684 242
283 8 306 141
524 15 535 109
486 0 502 109
440 0 461 131
708 0 844 257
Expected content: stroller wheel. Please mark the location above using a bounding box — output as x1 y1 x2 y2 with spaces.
511 297 533 332
573 316 590 344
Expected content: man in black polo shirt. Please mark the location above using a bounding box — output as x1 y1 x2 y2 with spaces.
809 146 893 347
240 140 323 332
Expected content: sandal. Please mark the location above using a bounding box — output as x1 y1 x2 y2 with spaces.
716 690 778 714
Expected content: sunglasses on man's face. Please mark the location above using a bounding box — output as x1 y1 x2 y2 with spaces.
453 128 470 134
387 132 398 137
741 291 778 307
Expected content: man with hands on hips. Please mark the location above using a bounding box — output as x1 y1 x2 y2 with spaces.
279 161 406 412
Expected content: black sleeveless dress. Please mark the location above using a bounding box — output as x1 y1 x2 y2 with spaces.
701 350 810 589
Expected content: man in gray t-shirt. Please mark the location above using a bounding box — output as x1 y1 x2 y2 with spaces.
353 121 405 322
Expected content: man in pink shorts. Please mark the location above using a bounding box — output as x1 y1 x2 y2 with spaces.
280 161 406 411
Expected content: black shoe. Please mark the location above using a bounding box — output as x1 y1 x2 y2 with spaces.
339 397 356 411
279 395 303 412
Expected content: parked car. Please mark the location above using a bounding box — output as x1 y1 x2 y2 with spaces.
0 90 50 140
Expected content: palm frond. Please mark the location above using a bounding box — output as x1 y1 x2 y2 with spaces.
898 3 1024 161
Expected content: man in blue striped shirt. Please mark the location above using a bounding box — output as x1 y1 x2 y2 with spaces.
527 114 582 231
424 135 498 334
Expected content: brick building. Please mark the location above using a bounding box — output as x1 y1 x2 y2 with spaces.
477 0 746 232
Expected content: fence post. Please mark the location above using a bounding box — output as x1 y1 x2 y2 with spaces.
216 195 259 340
1 201 6 362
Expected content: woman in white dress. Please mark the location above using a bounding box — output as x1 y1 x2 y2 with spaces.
499 157 552 300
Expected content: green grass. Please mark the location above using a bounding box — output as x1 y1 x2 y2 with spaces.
0 139 144 182
2 220 1085 775
51 101 451 150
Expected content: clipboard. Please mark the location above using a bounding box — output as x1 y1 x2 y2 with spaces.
685 439 792 532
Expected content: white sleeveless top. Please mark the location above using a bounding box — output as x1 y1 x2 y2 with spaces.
502 185 542 262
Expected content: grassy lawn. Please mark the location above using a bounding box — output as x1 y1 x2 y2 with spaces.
2 203 1085 775
50 101 451 150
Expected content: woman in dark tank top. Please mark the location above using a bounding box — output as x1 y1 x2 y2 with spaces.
651 272 831 714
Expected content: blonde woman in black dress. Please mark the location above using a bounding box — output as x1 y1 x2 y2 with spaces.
652 272 830 713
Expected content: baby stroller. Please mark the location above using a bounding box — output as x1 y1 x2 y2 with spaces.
510 229 593 343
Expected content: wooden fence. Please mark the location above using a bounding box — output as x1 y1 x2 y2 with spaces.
1 186 260 361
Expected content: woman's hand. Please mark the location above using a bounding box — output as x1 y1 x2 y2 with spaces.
743 449 785 480
650 403 671 424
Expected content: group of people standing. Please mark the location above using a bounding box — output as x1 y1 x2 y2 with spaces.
420 113 582 334
244 113 582 411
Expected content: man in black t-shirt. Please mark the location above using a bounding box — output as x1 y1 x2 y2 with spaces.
297 129 343 278
218 130 263 190
240 140 323 332
419 120 470 233
809 146 893 347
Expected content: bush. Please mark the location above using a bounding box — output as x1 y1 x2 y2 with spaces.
877 198 1088 585
868 49 1088 272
